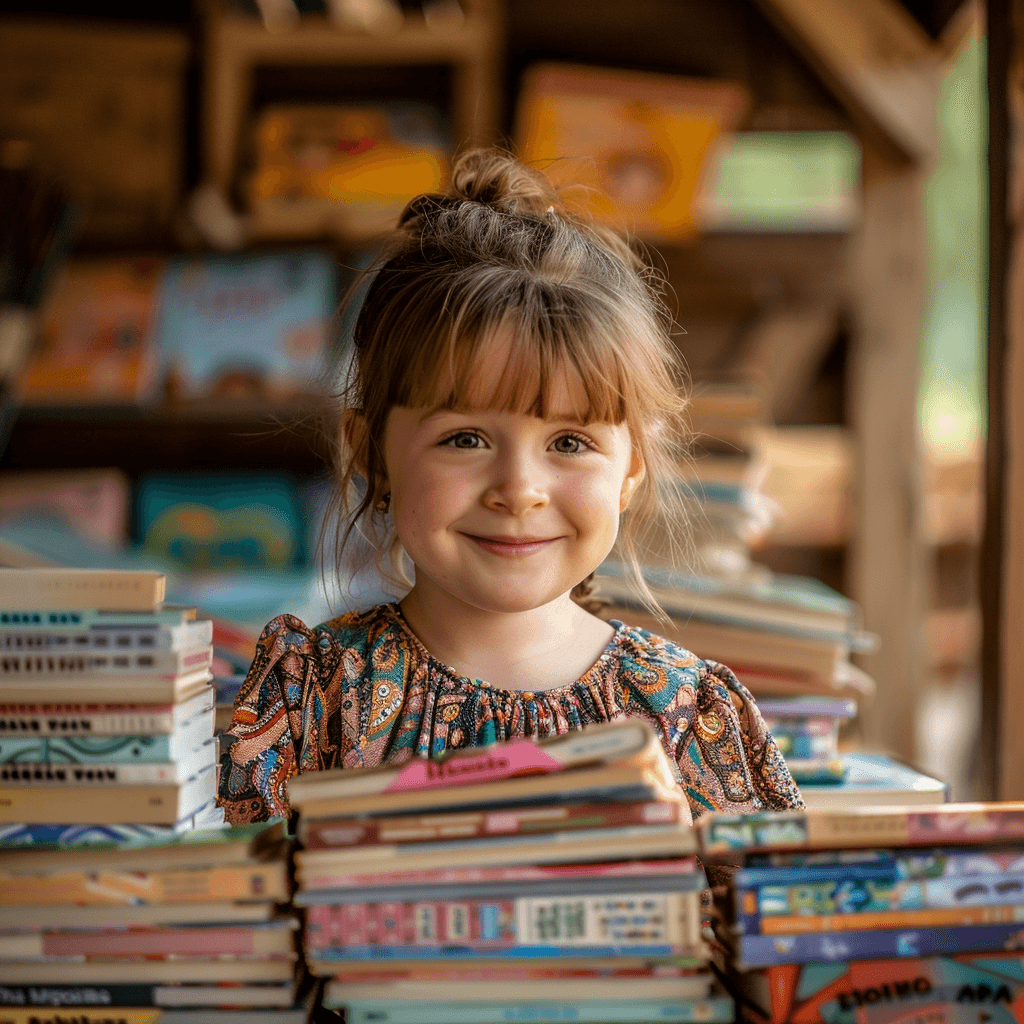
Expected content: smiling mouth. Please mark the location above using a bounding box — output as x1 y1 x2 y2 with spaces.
463 534 558 557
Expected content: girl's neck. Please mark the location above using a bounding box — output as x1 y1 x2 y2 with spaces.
398 584 615 691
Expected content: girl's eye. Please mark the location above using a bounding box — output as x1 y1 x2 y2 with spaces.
551 433 591 455
441 431 484 449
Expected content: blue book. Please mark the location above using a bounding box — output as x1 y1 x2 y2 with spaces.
313 944 696 962
730 922 1024 969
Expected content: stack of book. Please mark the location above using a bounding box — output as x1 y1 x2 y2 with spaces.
699 803 1024 1023
757 695 857 784
671 382 775 580
0 569 216 826
0 568 299 1011
287 719 734 1024
0 820 299 1013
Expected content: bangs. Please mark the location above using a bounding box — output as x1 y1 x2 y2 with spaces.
388 277 635 424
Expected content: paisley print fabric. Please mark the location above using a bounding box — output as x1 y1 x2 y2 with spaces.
217 603 804 825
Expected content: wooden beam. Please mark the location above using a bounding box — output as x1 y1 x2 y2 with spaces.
992 0 1024 799
752 0 941 164
846 146 931 765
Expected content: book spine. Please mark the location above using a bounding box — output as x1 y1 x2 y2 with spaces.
737 870 1024 935
0 862 288 905
752 904 1024 935
295 858 700 891
0 721 214 764
701 807 1024 855
0 673 211 706
296 825 696 886
0 691 213 737
0 985 169 1008
338 997 736 1024
0 766 215 826
0 620 212 653
733 922 1024 969
14 924 293 958
0 746 215 785
748 848 1024 876
298 878 703 908
0 710 176 736
290 720 653 803
307 892 699 950
302 799 687 850
0 571 165 613
0 609 193 628
310 944 705 966
0 647 212 677
0 1011 163 1024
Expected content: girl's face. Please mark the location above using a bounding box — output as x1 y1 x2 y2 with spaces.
381 350 644 617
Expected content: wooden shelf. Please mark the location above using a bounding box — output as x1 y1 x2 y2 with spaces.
0 403 334 476
203 1 501 199
210 11 494 66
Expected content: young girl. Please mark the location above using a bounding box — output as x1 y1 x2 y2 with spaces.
217 149 803 827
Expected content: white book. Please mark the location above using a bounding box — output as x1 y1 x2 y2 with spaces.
0 618 213 652
0 686 215 737
0 645 213 677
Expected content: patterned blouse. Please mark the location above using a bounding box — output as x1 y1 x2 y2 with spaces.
217 603 804 826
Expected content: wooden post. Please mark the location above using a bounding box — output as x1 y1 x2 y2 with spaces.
993 0 1024 799
847 146 931 763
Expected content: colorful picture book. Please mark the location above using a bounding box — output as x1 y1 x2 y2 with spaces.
157 251 336 401
516 63 748 241
135 473 306 571
17 257 163 405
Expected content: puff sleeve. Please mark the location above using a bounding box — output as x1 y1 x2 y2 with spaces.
217 615 334 825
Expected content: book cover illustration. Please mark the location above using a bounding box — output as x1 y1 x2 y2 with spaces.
738 954 1024 1024
249 102 449 235
135 473 304 571
17 257 163 405
516 63 748 241
156 251 336 401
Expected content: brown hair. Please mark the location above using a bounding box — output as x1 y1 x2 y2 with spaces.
329 148 691 616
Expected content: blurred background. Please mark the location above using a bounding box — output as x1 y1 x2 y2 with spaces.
0 0 992 796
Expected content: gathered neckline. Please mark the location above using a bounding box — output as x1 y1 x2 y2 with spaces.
382 602 629 697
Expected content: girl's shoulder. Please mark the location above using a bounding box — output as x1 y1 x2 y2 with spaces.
254 603 401 664
608 617 751 711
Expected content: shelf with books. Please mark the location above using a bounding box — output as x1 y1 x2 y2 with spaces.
202 0 501 248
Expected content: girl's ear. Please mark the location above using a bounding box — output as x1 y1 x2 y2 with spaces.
620 450 646 513
343 409 391 498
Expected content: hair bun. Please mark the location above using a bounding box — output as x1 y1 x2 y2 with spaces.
449 149 558 217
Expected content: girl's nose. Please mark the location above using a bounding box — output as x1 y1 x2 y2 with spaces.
482 450 549 515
